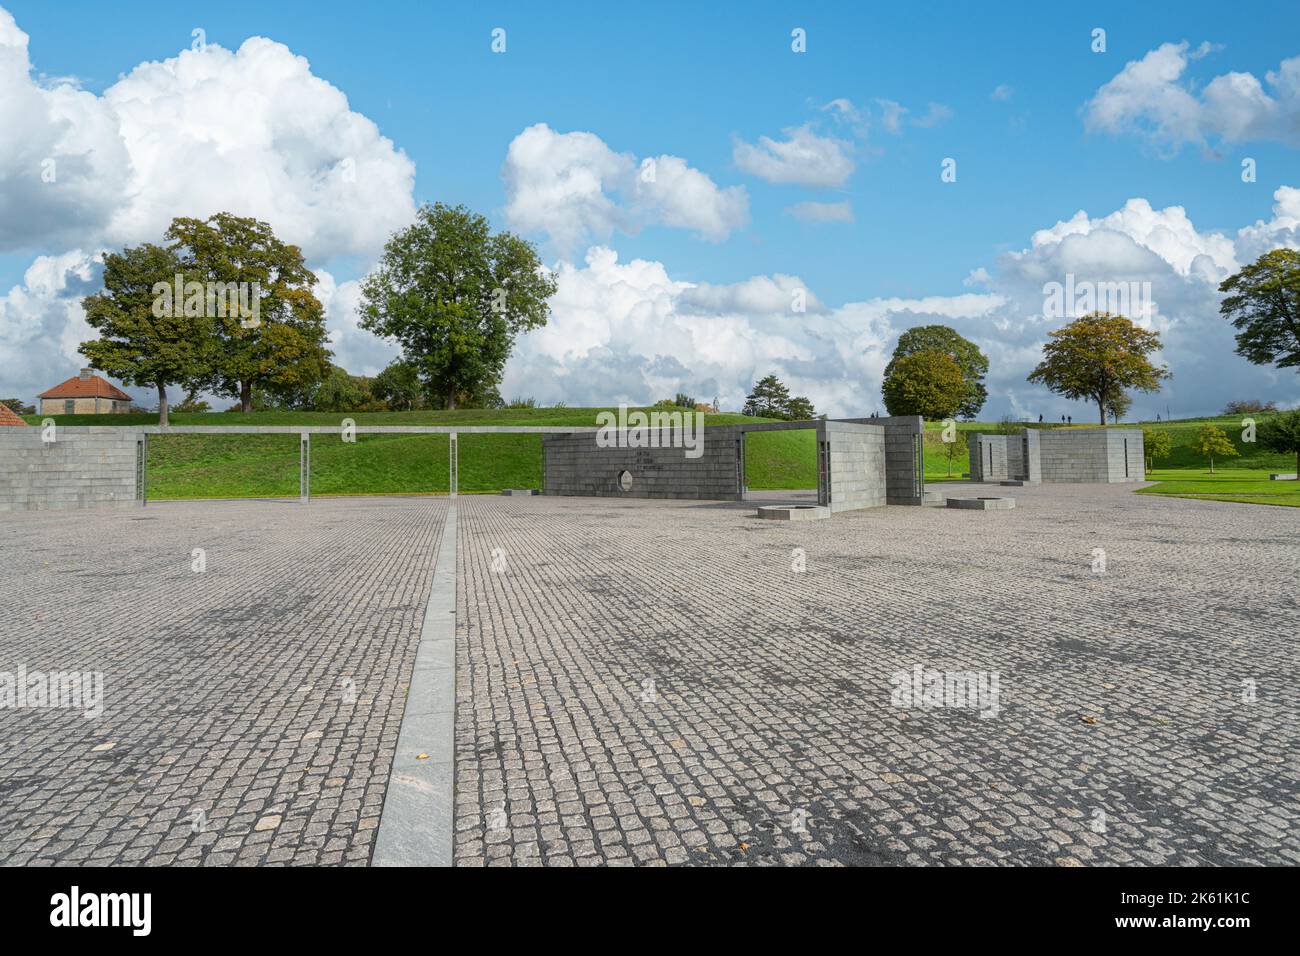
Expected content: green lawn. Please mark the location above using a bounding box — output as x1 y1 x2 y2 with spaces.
1134 468 1300 507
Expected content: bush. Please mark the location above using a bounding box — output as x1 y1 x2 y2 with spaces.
1223 399 1278 415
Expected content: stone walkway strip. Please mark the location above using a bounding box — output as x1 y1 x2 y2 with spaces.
373 503 457 866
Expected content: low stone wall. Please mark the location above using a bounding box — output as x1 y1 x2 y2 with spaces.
1038 428 1144 483
0 427 141 512
969 428 1145 484
542 428 743 500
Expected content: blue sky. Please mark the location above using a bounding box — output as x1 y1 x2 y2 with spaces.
2 0 1299 417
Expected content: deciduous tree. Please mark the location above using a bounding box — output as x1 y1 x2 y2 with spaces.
360 204 555 410
881 349 966 420
166 213 330 413
79 243 211 427
885 325 988 418
1219 249 1300 372
1194 424 1238 474
1141 427 1173 472
1027 312 1169 424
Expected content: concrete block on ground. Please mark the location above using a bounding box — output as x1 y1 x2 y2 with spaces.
756 504 831 521
946 496 1016 511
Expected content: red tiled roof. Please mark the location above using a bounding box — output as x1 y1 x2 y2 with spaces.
0 402 28 426
38 374 133 401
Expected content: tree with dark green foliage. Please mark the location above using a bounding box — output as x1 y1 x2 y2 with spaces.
784 395 816 421
166 213 331 413
1219 249 1300 372
310 365 379 412
360 203 556 410
372 358 426 411
1 398 35 415
1257 409 1300 476
79 243 212 427
744 374 790 417
742 374 815 420
884 325 989 418
881 349 966 419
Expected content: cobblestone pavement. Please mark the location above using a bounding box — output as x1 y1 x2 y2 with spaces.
453 484 1299 866
0 497 446 866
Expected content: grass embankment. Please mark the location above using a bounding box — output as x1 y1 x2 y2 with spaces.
19 407 790 500
21 409 1298 506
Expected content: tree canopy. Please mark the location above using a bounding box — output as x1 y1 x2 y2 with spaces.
1193 424 1238 474
165 213 330 413
884 325 988 418
881 349 966 419
360 203 555 410
1219 248 1300 372
743 374 816 420
1027 312 1169 424
1141 427 1173 471
79 243 213 426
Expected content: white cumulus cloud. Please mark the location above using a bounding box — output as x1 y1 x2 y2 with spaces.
1085 41 1300 151
502 123 749 253
498 193 1300 420
0 4 418 405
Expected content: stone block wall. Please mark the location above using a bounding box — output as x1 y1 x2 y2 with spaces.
822 420 887 512
969 434 1010 482
0 427 141 512
1037 428 1145 483
543 427 743 500
835 416 924 505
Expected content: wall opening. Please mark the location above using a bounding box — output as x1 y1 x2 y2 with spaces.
741 427 821 508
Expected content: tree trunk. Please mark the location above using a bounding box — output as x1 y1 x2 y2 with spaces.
1097 397 1106 425
1209 455 1215 475
240 381 252 414
157 382 169 427
446 387 457 411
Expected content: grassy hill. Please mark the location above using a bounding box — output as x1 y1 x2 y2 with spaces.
19 408 1298 506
